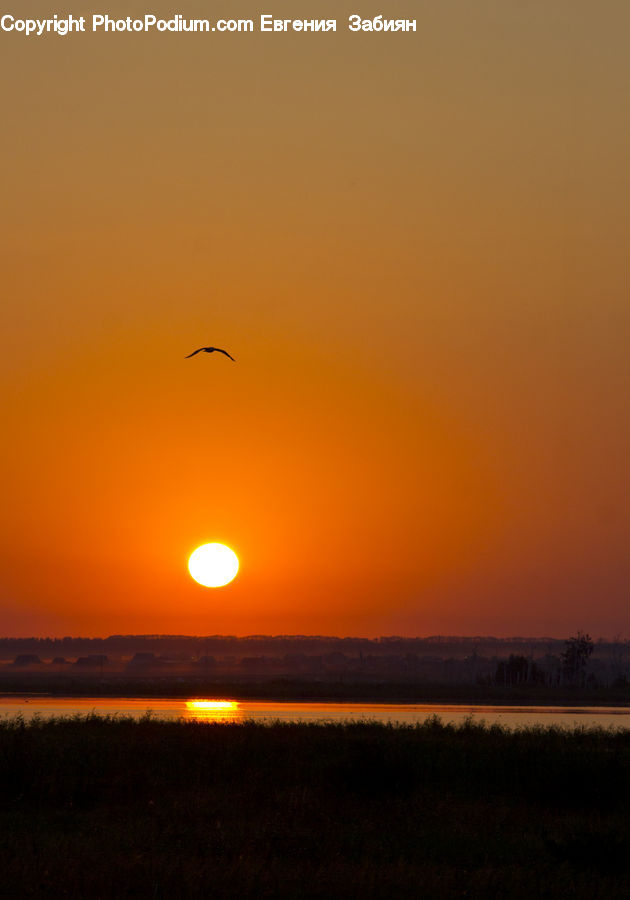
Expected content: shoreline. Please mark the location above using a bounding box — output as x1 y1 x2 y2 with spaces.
0 676 629 706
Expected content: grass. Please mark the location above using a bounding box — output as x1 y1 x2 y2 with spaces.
0 715 629 897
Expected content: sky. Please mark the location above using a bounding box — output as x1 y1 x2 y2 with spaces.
1 1 629 638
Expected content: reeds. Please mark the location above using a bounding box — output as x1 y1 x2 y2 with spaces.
0 716 628 897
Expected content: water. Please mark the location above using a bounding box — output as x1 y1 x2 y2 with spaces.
1 696 630 729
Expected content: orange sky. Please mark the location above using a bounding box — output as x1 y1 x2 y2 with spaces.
1 1 629 637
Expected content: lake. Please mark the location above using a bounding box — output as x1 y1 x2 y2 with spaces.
2 696 630 729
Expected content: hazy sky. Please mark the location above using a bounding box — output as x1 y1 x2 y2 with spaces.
2 1 629 637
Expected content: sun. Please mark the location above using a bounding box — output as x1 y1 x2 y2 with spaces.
188 543 239 588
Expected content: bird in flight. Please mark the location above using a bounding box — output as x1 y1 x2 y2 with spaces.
186 346 235 361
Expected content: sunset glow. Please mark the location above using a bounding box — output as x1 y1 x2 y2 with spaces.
184 700 240 722
188 544 239 588
185 700 239 711
1 2 629 639
3 8 629 898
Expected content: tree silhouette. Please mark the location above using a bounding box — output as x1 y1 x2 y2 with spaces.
494 654 545 686
561 632 594 687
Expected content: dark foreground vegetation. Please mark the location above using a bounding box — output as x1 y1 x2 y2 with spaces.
1 716 629 898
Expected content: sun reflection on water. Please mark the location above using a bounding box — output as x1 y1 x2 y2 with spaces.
184 700 241 722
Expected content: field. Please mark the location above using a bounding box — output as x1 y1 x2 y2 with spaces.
1 715 629 897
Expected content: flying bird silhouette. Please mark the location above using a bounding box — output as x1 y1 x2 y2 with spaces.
186 346 235 361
